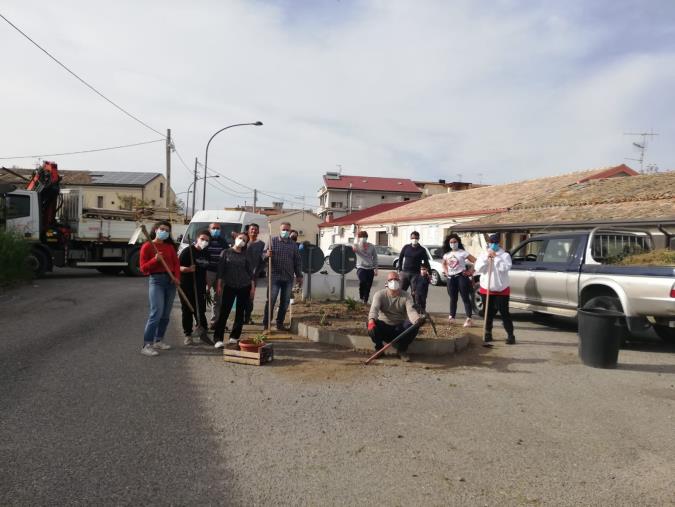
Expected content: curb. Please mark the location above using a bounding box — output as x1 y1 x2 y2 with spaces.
290 319 469 356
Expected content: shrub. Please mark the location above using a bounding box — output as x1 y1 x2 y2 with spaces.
615 249 675 266
0 230 32 285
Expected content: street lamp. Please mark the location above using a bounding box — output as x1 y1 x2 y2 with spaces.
202 121 263 210
187 174 219 219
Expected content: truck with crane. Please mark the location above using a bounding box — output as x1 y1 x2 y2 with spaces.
0 162 186 276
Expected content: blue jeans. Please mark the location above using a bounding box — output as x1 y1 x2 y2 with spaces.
143 274 177 344
263 279 293 328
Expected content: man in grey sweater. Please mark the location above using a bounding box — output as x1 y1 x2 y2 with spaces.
367 271 422 362
352 231 378 304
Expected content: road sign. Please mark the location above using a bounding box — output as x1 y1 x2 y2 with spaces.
329 245 356 274
301 245 325 274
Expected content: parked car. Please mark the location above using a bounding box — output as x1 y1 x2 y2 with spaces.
374 245 400 269
472 228 675 342
394 244 447 285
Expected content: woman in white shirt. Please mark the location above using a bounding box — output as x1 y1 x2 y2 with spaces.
442 234 476 327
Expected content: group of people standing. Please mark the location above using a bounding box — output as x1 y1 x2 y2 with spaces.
138 220 515 361
138 220 303 356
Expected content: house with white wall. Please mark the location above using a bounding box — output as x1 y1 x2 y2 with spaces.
355 164 639 256
316 172 421 221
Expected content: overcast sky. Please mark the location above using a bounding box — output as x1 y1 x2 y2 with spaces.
2 0 674 210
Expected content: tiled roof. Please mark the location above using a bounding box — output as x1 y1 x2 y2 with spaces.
318 201 412 228
463 171 675 227
322 174 422 193
0 168 161 186
358 164 637 225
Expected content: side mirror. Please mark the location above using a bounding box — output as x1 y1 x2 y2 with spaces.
177 234 183 243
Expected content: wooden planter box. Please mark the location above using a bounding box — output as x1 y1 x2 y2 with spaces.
223 343 274 366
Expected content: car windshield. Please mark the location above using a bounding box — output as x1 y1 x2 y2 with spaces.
426 245 444 259
183 222 240 243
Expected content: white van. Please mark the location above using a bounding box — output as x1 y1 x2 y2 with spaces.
178 210 270 254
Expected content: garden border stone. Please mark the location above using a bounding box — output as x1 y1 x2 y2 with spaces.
291 319 469 356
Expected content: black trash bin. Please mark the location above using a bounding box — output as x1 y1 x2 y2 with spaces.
577 307 625 368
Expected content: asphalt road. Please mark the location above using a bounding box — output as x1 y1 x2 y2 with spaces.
1 269 674 506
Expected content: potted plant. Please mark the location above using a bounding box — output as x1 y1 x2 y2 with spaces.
238 333 266 352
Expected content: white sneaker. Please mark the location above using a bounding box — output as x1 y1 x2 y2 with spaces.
448 316 456 324
463 318 473 328
183 336 194 346
228 338 239 345
214 341 224 349
153 341 171 350
141 344 159 356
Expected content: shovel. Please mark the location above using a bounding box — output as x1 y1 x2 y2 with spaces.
131 225 195 314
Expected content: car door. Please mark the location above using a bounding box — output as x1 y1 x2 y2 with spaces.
509 238 546 305
536 236 580 309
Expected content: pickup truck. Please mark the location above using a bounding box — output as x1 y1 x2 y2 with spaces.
474 229 675 342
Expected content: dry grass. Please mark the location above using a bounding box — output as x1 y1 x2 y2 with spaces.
614 249 675 266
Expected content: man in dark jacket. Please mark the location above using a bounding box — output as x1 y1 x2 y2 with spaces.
179 229 212 345
205 222 229 329
397 231 431 292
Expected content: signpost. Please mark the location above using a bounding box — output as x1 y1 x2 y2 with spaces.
328 244 357 300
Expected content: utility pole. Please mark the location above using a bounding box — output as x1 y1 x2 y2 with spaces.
165 128 172 208
624 130 659 172
191 157 198 219
253 188 257 213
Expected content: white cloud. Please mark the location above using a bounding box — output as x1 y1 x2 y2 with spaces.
1 0 673 210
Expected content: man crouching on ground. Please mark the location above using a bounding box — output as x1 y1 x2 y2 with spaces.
367 271 422 362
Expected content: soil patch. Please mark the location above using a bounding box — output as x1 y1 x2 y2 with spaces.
292 300 475 339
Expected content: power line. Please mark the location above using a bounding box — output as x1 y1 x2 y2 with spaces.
0 12 165 138
0 138 165 160
205 178 248 199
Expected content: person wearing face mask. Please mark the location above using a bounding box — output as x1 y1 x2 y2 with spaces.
205 222 229 331
178 229 212 346
474 233 515 344
263 222 303 331
214 233 255 348
139 221 181 356
396 231 430 292
244 223 266 325
352 231 378 304
367 271 422 362
442 233 477 327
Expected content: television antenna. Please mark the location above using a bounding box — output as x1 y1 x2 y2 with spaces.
624 130 658 172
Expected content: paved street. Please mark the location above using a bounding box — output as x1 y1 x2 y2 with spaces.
1 269 674 506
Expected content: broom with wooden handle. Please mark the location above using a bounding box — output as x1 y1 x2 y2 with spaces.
481 255 494 348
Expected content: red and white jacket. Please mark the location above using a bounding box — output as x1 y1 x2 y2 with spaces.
474 248 512 295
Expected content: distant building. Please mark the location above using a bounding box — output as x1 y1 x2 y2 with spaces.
316 172 422 221
0 168 176 211
414 179 486 198
268 210 323 245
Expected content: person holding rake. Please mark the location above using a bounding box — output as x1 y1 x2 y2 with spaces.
474 233 516 345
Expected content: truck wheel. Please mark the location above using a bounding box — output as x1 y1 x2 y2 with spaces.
124 249 145 277
27 248 48 277
472 287 485 317
97 267 122 275
653 325 675 343
430 270 441 286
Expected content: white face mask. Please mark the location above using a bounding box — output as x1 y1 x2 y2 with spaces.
387 280 400 291
197 239 209 249
359 238 367 244
449 242 459 250
235 238 246 248
411 239 419 246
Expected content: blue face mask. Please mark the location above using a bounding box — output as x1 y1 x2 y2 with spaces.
156 230 170 241
280 230 290 239
490 243 499 252
210 228 221 238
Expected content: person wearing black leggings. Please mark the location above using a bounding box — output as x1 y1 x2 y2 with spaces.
442 233 476 328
